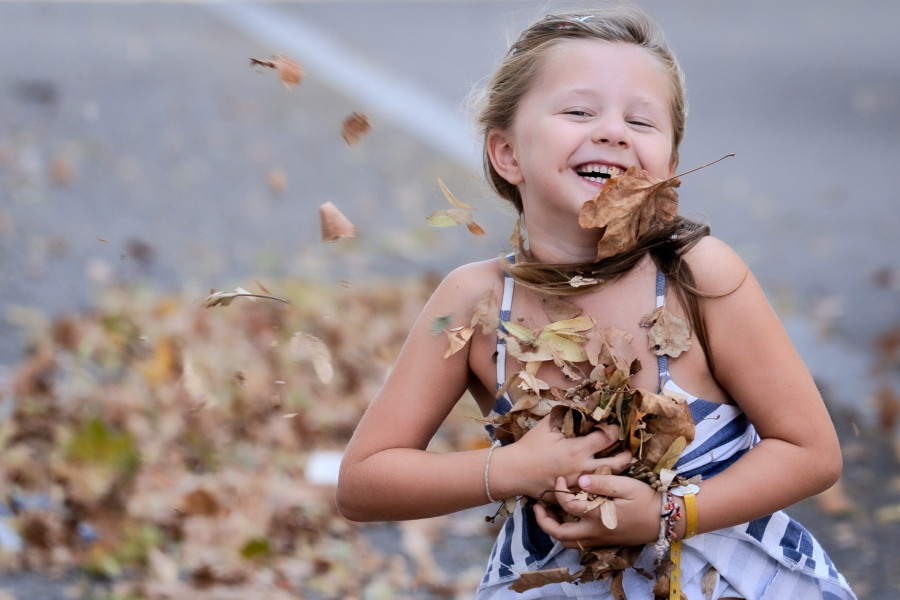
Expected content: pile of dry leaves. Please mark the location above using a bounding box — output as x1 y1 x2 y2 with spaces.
0 277 491 599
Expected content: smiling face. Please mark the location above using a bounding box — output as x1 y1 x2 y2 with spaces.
488 40 676 229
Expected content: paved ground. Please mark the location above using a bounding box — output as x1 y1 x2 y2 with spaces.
1 1 898 598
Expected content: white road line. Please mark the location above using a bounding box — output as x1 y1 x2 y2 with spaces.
203 2 481 171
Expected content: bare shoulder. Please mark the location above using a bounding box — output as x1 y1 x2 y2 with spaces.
429 257 506 310
682 236 750 296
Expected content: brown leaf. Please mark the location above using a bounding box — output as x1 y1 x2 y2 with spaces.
267 168 286 194
578 167 680 261
640 305 692 358
508 567 580 593
540 294 583 322
319 201 357 242
470 288 499 335
179 488 221 517
341 112 371 145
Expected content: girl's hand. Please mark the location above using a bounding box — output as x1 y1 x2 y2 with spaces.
499 411 625 500
533 473 661 548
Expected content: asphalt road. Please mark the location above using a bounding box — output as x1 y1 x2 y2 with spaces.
0 1 898 598
2 1 898 416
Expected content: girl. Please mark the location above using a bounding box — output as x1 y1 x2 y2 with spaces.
337 5 856 599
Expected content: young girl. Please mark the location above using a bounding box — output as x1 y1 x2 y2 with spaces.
337 5 856 599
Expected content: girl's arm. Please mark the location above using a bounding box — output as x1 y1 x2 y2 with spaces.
337 260 624 522
535 237 842 546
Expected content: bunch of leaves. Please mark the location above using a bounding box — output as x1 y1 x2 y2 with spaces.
0 277 492 598
478 296 697 595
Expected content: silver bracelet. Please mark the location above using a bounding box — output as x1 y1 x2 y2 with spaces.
484 439 502 503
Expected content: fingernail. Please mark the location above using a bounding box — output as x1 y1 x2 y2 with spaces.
578 475 591 488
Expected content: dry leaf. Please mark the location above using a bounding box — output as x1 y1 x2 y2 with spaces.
438 178 475 210
204 287 290 308
250 54 303 89
267 168 286 194
444 326 474 358
540 294 583 322
427 180 485 235
508 567 579 593
470 288 499 335
290 332 334 384
579 166 680 261
341 112 371 145
640 305 692 358
701 567 719 600
319 201 357 242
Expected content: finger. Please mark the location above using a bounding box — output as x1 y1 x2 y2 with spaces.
587 450 633 475
577 473 640 498
534 503 594 543
582 427 618 452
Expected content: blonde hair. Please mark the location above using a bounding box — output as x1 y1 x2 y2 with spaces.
475 5 687 213
472 6 724 373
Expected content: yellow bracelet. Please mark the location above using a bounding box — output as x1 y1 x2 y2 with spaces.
671 484 699 539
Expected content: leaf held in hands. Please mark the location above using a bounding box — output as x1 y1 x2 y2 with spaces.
578 166 680 261
320 201 357 242
509 567 580 593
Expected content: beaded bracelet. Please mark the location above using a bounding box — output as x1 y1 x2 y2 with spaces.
484 440 502 503
654 490 682 563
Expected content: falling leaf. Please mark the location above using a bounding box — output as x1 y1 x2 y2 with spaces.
290 332 334 384
341 112 371 145
203 287 290 308
437 178 475 210
250 54 303 89
267 168 286 194
640 305 692 358
319 201 357 242
427 179 484 235
426 208 472 227
578 167 680 261
431 315 453 335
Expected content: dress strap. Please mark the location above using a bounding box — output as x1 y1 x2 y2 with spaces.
655 269 671 388
496 254 515 390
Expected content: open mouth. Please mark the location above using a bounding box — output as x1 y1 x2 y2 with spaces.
575 163 625 183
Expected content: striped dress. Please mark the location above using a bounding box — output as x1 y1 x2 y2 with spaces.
476 267 856 600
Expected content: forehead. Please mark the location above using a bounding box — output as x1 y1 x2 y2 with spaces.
532 39 672 98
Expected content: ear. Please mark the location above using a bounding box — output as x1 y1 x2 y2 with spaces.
668 155 678 178
487 128 523 185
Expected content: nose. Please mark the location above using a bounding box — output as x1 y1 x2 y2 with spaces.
592 116 628 147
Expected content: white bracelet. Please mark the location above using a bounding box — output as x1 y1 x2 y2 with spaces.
484 440 502 503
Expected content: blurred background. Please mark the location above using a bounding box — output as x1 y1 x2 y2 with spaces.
0 1 898 599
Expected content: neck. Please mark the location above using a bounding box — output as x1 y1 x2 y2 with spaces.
522 216 599 265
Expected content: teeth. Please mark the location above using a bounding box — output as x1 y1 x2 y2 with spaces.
576 163 624 181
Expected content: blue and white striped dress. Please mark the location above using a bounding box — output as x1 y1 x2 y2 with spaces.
477 267 856 599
